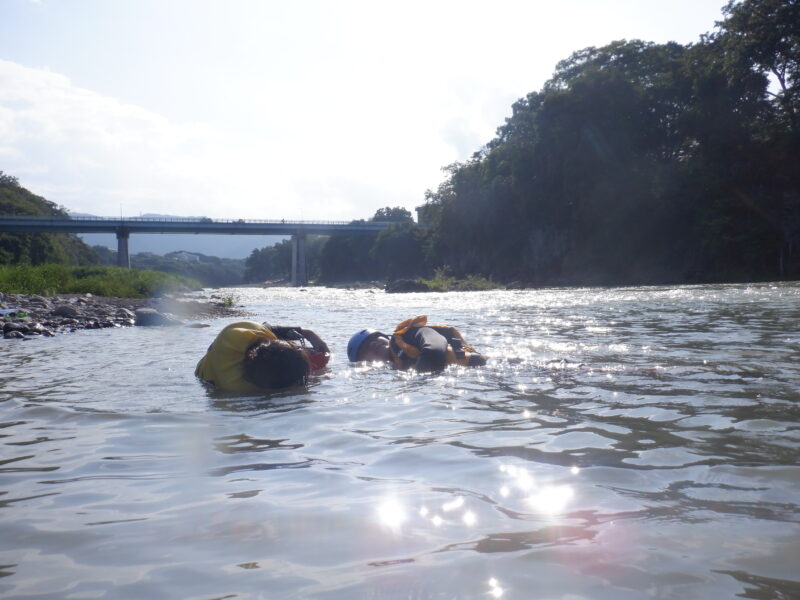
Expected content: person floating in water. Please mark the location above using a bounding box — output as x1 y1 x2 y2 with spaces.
347 315 486 372
196 321 329 394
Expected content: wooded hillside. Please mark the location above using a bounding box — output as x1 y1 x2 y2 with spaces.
0 172 98 266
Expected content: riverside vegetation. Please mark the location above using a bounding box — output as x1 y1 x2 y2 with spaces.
3 0 798 290
0 172 244 289
0 264 199 298
246 0 799 287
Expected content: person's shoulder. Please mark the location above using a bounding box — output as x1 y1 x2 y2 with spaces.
219 321 269 334
217 321 275 344
227 320 264 330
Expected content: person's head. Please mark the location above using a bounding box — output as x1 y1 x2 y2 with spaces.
243 339 311 389
347 329 392 362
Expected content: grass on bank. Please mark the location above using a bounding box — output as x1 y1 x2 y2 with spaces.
0 264 201 298
417 268 501 292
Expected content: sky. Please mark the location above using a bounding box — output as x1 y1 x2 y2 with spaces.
1 0 728 222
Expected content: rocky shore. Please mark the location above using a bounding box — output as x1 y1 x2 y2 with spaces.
0 292 242 340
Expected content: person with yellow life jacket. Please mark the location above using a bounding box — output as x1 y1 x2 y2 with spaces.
196 321 329 394
347 315 486 372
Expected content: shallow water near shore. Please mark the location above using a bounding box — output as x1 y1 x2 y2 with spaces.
1 283 799 599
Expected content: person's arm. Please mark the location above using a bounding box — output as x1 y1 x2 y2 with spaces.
267 325 328 353
266 324 304 341
297 328 329 354
409 327 448 372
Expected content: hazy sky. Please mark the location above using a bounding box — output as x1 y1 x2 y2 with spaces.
1 0 726 221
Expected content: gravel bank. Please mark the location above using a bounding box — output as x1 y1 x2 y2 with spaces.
0 292 243 340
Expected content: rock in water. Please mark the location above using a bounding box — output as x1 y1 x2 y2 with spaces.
134 308 182 327
51 305 80 318
115 308 136 319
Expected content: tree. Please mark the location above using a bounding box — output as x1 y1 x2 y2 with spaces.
245 240 292 282
371 206 413 222
422 30 799 285
317 224 378 282
0 171 20 187
0 173 98 266
720 0 800 135
245 236 326 283
370 223 429 280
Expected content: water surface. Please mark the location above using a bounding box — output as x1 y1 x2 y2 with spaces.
1 283 799 599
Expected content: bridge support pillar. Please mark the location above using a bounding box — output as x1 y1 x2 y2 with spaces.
116 230 130 268
291 233 307 286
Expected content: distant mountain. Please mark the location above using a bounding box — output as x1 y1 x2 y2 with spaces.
73 213 287 258
93 246 247 286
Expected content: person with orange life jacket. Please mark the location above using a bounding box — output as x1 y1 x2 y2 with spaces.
196 321 329 394
347 315 486 372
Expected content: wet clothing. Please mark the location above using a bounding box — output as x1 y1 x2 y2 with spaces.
269 325 330 371
195 321 278 394
391 326 450 371
389 316 486 372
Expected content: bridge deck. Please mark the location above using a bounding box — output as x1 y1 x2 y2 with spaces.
0 215 399 284
0 215 392 235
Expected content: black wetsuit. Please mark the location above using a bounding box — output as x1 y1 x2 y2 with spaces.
391 326 486 372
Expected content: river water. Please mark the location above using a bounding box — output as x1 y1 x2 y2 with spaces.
1 283 798 599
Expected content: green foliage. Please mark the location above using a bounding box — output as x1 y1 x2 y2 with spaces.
420 3 800 285
369 222 429 280
0 172 19 187
219 293 237 308
93 247 246 287
311 209 419 283
371 206 413 222
0 264 200 297
317 226 379 282
419 267 500 292
720 0 800 135
244 236 326 283
0 173 99 266
137 251 244 287
245 239 293 282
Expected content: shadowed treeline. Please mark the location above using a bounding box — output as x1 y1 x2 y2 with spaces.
422 0 799 285
254 0 797 287
244 207 421 284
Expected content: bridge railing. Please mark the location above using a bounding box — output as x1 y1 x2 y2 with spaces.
0 215 382 226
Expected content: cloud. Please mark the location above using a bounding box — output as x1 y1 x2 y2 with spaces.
0 60 229 214
0 58 455 220
0 59 386 221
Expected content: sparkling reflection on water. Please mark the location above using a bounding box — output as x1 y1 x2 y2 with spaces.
1 283 799 599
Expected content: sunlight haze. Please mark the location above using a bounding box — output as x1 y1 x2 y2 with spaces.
1 0 726 220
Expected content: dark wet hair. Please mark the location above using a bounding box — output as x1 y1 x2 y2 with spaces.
243 340 311 390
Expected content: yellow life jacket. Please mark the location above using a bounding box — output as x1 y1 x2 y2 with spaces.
195 321 278 394
391 315 481 368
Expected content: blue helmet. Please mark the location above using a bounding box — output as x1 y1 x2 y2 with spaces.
347 329 380 362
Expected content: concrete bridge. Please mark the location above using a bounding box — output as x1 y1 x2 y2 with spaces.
0 215 394 286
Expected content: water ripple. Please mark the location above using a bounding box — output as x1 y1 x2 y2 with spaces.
1 282 799 599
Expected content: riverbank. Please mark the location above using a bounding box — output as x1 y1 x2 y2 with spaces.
0 291 243 340
0 264 200 298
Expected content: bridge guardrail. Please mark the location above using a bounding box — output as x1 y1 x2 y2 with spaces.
0 215 386 226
